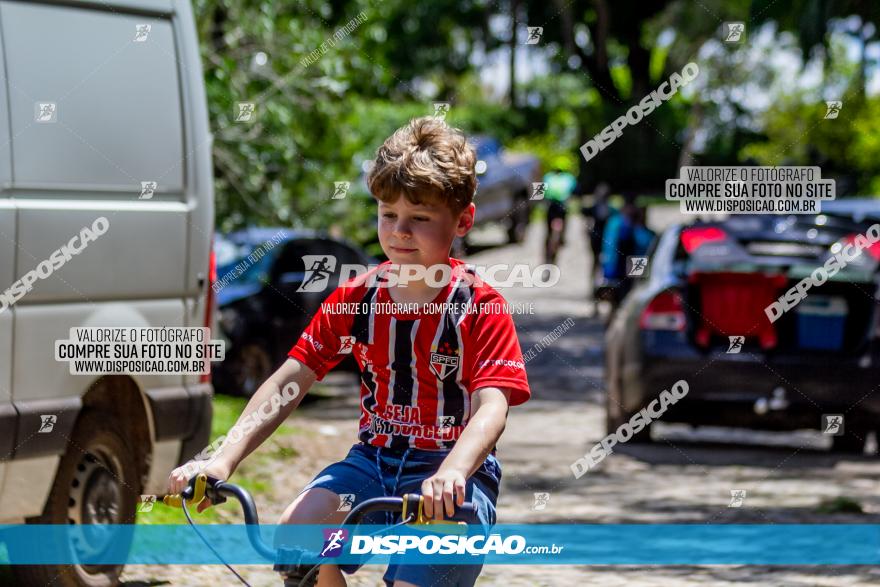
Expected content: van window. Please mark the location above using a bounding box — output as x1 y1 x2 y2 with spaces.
1 2 184 195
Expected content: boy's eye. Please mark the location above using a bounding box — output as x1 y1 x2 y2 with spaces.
414 216 430 221
382 212 396 218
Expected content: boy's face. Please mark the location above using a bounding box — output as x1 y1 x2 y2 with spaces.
378 197 475 269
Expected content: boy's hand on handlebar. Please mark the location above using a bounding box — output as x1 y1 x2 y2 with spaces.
421 468 466 521
166 461 232 513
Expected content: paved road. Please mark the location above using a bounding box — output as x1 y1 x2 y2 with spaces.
122 212 880 586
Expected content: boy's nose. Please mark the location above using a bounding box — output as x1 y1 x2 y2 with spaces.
392 221 412 238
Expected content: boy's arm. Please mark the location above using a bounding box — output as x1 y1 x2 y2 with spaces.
166 357 316 498
209 357 317 476
421 386 511 520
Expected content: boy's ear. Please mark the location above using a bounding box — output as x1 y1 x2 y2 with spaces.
455 203 476 237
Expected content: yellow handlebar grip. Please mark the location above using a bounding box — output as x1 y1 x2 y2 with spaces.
403 494 468 534
163 473 208 509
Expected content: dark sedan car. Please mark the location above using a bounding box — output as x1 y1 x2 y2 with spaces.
212 228 374 396
605 202 880 453
470 136 541 244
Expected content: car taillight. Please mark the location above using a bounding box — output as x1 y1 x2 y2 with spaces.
640 290 686 331
201 245 217 384
681 226 727 253
840 234 880 261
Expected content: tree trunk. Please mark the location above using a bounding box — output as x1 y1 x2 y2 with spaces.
509 0 518 107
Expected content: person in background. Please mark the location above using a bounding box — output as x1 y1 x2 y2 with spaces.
581 182 612 288
541 160 578 253
601 192 655 281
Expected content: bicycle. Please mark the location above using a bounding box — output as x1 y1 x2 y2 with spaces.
163 473 478 587
543 200 567 265
593 276 636 327
544 217 564 265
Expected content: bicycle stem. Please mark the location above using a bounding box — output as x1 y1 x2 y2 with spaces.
211 481 276 561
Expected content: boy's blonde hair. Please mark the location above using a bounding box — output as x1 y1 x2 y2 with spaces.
367 116 477 215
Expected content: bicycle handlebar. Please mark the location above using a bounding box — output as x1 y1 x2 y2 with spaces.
163 473 480 560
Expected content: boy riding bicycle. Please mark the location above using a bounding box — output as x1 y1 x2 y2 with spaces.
167 116 531 586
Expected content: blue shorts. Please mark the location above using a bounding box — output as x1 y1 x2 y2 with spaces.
298 442 502 586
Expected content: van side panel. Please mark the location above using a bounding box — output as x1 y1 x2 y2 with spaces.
3 3 184 192
0 1 15 517
0 0 214 520
176 0 216 381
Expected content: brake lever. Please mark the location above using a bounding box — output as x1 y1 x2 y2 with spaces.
203 477 229 506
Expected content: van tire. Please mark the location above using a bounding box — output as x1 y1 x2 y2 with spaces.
10 411 141 587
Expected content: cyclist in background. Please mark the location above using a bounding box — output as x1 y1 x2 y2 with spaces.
542 160 578 262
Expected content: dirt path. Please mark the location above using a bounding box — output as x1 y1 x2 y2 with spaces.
123 215 880 586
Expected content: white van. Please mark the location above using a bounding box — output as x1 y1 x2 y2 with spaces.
0 1 215 585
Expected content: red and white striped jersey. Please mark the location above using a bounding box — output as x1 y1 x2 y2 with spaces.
287 258 531 450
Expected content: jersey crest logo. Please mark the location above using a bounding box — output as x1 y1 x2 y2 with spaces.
429 342 460 380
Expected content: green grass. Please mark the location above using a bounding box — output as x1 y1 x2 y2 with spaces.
816 496 864 514
137 394 298 525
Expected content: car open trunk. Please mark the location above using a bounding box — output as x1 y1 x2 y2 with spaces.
683 269 875 356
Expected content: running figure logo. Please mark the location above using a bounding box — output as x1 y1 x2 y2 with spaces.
727 336 744 354
332 182 350 200
337 494 355 512
439 416 455 429
134 24 151 42
298 255 337 292
530 182 546 200
627 256 648 276
525 27 543 45
338 336 355 355
824 101 842 119
432 102 450 120
320 528 349 558
723 22 745 43
532 492 550 511
139 181 157 200
822 414 844 435
728 489 747 508
137 495 156 513
35 102 57 123
235 102 256 122
38 414 57 433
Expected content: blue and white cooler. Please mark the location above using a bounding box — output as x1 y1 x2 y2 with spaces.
795 295 848 351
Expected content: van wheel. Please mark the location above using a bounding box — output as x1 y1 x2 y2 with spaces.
10 411 140 587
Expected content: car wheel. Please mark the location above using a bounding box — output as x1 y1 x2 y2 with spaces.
605 374 653 444
10 411 140 587
234 341 274 397
506 194 530 244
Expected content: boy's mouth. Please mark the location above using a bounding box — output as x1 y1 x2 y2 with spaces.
390 246 417 253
